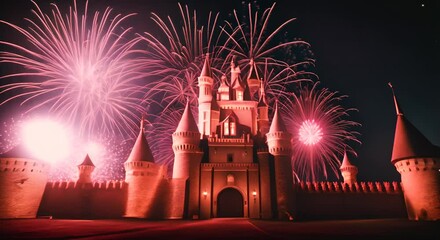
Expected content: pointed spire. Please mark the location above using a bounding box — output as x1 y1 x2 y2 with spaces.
200 53 212 77
269 101 287 133
176 101 199 133
388 82 403 116
126 117 154 163
258 80 268 107
340 151 353 169
247 59 260 80
389 84 440 162
79 154 95 167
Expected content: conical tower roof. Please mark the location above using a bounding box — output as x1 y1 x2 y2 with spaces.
176 101 199 133
126 118 154 163
78 154 95 167
200 53 212 77
269 102 287 133
247 59 260 80
340 151 354 169
390 84 440 163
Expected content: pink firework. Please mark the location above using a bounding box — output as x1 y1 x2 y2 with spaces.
281 82 361 182
140 3 227 110
222 2 316 96
299 119 323 146
0 0 145 138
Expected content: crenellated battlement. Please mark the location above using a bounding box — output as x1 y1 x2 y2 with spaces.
394 157 439 173
46 180 127 190
0 158 48 174
295 181 402 194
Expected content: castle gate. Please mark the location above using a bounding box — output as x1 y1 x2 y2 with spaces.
217 188 244 217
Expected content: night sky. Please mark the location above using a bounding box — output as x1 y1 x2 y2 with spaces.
0 0 439 181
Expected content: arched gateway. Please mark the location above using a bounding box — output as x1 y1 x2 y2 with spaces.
217 188 244 217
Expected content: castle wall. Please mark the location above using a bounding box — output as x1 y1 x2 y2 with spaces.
294 182 407 220
37 181 127 219
0 158 49 218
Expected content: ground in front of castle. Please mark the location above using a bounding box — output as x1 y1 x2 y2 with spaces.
1 218 438 239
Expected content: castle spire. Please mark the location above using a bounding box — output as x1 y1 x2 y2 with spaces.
269 101 287 133
390 84 440 163
388 82 403 115
176 101 199 133
200 53 212 77
340 151 353 169
78 154 95 167
258 80 268 107
126 117 154 163
339 150 358 184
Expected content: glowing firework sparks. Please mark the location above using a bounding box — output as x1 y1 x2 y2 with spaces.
140 3 227 110
222 2 316 93
299 119 323 146
0 0 145 138
282 82 361 182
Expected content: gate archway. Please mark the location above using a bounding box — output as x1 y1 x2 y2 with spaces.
217 188 244 217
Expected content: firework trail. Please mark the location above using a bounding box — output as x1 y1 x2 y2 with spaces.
222 2 316 99
140 3 228 110
281 82 361 182
0 0 146 138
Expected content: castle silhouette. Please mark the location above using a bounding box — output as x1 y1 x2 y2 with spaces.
0 55 439 221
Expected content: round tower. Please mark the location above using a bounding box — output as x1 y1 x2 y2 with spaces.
172 101 203 218
0 145 49 218
77 154 95 184
339 151 358 185
198 53 214 136
266 102 295 220
390 84 440 220
124 118 163 218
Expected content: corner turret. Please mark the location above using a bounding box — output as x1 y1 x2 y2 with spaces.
77 154 95 184
266 102 295 220
173 101 203 218
339 151 358 185
389 83 440 220
247 59 261 98
124 117 164 218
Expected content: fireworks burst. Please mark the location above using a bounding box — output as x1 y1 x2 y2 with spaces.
140 3 228 110
281 82 361 182
0 0 146 138
222 2 316 96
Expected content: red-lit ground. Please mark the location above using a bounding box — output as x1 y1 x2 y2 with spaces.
1 218 438 240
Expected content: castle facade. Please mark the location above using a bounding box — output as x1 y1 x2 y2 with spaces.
1 56 439 221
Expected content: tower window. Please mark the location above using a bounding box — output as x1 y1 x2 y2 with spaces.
227 154 233 163
224 121 229 135
230 122 236 136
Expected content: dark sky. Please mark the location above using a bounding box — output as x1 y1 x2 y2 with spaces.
1 0 439 181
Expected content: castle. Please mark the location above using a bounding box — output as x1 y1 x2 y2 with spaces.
0 55 439 221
